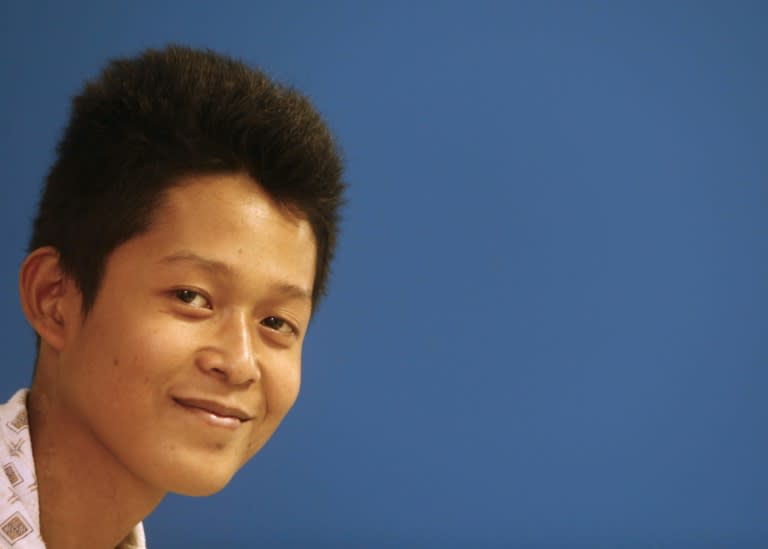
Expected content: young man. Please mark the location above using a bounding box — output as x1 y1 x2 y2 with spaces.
2 45 344 548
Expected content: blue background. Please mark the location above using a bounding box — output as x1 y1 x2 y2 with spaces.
1 2 766 547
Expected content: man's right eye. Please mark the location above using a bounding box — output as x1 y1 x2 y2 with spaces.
174 289 211 309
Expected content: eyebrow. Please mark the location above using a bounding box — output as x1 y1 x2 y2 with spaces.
158 251 313 302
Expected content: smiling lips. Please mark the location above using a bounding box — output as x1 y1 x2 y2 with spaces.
173 397 254 423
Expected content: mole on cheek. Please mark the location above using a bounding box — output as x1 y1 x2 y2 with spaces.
113 358 119 366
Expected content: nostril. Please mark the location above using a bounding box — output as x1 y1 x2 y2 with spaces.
194 344 260 386
210 366 227 377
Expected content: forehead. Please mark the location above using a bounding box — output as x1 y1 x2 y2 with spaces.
157 172 310 232
111 172 317 296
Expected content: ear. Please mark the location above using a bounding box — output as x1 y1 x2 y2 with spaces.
19 247 80 352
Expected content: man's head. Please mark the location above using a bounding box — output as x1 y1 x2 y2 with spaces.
20 45 344 496
29 44 344 313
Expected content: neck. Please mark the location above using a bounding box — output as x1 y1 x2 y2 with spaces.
28 382 163 549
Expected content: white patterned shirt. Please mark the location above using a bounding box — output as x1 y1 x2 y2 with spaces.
0 390 146 548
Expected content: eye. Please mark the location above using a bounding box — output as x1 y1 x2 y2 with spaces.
174 289 211 309
261 316 296 335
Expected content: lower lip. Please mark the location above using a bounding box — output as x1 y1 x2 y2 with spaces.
173 400 243 430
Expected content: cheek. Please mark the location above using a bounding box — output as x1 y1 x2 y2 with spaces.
72 318 192 402
117 317 197 367
285 368 302 410
267 356 302 414
241 367 301 463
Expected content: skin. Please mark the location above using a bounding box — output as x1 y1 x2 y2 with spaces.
21 172 316 549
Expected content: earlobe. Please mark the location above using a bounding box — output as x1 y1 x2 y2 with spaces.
19 247 76 352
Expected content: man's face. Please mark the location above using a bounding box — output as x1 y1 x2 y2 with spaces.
54 173 316 496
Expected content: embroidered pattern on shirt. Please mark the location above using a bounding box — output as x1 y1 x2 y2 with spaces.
7 411 28 433
0 512 33 544
3 463 22 487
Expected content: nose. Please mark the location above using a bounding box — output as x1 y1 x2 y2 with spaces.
196 310 261 386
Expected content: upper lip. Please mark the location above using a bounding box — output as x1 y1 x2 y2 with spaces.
173 397 254 422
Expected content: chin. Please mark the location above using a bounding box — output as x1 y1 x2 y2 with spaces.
148 454 242 497
166 470 238 497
